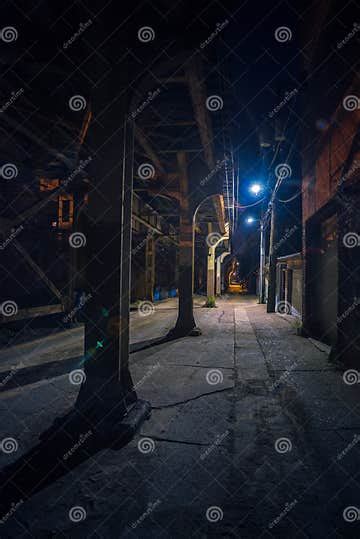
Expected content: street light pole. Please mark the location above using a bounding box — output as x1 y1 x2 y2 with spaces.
259 219 265 303
246 182 266 302
267 199 278 313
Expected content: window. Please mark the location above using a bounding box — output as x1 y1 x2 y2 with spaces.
58 194 74 229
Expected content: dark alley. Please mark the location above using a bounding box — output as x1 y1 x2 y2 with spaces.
0 0 360 537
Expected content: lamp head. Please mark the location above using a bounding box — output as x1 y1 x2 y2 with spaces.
249 183 262 195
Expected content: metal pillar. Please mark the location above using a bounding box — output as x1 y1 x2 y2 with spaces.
259 221 265 303
74 79 150 428
170 151 199 336
267 200 278 313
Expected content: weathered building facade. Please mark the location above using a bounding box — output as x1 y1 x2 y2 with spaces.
301 2 360 364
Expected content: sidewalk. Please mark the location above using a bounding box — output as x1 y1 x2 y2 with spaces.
1 297 360 538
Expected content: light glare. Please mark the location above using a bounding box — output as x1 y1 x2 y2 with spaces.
250 183 262 195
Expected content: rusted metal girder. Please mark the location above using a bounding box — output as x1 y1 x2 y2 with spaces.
185 59 226 234
134 126 166 176
146 175 182 202
132 214 179 245
13 240 63 301
185 60 215 170
168 151 199 337
0 221 63 306
0 187 65 235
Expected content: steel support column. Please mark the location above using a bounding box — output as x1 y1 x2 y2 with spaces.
259 221 265 304
74 80 149 428
267 200 278 313
170 152 199 337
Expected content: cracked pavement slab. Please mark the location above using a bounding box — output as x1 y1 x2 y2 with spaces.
1 297 360 538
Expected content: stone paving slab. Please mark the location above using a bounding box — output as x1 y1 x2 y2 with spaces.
133 338 234 370
286 370 360 399
1 297 360 538
140 392 234 445
130 311 176 345
234 307 269 381
134 364 234 407
0 375 78 467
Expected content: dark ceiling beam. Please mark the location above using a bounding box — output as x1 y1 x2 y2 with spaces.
134 126 166 175
185 59 226 234
2 110 74 169
13 240 63 301
185 60 216 170
0 184 66 234
132 214 179 245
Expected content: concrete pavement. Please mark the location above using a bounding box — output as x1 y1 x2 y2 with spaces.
1 296 360 538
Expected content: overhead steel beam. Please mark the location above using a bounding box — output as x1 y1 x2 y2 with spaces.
134 126 166 175
0 188 62 234
185 60 225 233
13 240 63 301
0 223 63 301
185 60 215 170
132 214 179 245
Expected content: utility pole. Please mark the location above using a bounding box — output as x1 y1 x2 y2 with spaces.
267 199 278 312
259 219 265 303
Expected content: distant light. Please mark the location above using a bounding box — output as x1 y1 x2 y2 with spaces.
316 118 330 131
246 216 255 224
249 183 262 195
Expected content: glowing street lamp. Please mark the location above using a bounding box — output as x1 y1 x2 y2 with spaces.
249 183 262 195
246 216 256 224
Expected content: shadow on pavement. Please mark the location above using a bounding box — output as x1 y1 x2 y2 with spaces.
0 355 83 392
0 398 150 528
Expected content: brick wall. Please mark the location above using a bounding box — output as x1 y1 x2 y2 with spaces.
303 99 360 223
